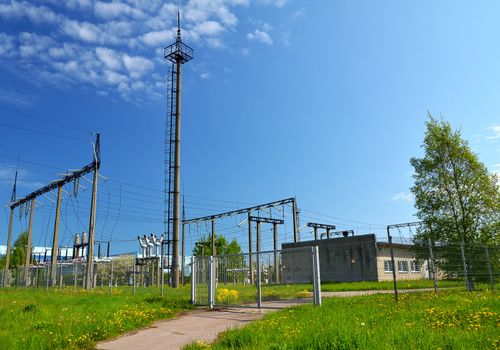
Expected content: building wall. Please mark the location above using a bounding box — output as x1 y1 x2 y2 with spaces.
282 234 378 283
376 245 429 281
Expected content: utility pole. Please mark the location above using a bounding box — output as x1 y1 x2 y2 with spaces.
211 219 215 256
273 222 279 283
2 172 17 287
248 211 253 284
307 223 336 241
24 199 35 287
85 133 100 290
164 11 193 289
50 185 62 287
292 198 299 242
249 216 284 285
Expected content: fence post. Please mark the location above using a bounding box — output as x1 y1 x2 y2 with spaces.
45 265 49 291
387 227 398 302
460 242 471 292
59 263 63 290
427 239 438 293
191 256 196 304
484 245 494 290
133 258 136 295
256 252 262 308
73 261 77 291
208 256 214 309
312 246 321 306
110 260 114 294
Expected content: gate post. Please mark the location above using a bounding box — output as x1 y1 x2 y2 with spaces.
191 256 196 304
208 256 214 309
256 252 262 308
312 246 321 306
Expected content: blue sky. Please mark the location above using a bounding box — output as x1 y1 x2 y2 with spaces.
0 0 499 256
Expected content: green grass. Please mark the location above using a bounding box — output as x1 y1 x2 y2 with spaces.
207 279 468 306
0 286 193 350
186 290 500 350
320 279 465 292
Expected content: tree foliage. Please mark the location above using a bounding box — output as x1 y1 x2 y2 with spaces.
1 231 30 269
192 234 242 256
410 116 500 246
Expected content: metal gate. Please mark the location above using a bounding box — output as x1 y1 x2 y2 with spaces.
192 246 321 308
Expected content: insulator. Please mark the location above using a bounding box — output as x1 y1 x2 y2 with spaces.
24 203 29 217
73 178 79 197
74 233 81 246
82 232 88 245
18 205 23 220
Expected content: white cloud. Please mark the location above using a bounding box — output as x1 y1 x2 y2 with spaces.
94 1 144 19
0 0 290 104
0 1 60 24
0 87 34 107
0 33 16 57
247 29 273 45
261 0 289 7
61 19 99 42
185 0 238 27
392 192 414 202
95 47 123 70
486 125 500 140
123 54 154 79
141 29 175 46
18 32 54 58
282 31 291 46
193 20 225 36
104 69 128 85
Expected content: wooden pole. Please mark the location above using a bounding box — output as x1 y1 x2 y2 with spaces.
248 211 253 284
211 219 216 256
2 208 15 287
24 199 36 287
85 135 100 290
273 223 279 283
50 185 62 287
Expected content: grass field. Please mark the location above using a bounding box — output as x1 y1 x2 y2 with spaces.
209 279 468 306
186 290 500 350
0 286 193 350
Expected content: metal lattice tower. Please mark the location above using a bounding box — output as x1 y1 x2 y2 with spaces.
164 11 193 288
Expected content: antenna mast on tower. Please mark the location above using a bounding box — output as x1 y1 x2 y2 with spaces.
164 7 193 288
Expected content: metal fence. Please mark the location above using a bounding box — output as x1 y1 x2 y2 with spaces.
192 246 321 308
0 256 159 293
384 240 499 301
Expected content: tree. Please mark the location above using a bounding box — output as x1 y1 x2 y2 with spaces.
410 116 499 245
193 234 241 256
410 116 500 283
10 231 30 268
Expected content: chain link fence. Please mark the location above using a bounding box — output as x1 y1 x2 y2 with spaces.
0 255 164 293
382 239 499 300
192 246 321 308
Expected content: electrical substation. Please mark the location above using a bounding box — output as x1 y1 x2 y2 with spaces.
0 9 475 310
0 9 360 297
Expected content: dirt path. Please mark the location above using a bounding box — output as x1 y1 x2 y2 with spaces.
96 300 308 350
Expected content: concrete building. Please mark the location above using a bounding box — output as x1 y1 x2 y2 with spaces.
282 234 429 283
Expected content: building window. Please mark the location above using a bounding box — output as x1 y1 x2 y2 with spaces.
411 260 420 273
398 260 409 273
384 260 394 273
